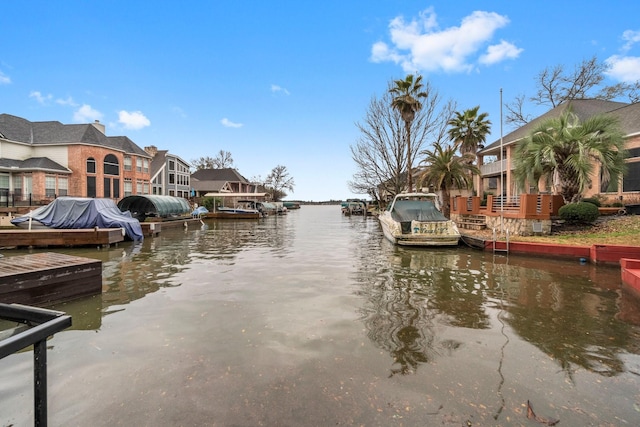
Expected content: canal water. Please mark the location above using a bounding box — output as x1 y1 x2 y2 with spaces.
1 205 640 426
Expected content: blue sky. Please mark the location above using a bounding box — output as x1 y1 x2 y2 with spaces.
3 1 640 201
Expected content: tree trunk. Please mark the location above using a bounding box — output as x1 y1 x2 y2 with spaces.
406 121 412 192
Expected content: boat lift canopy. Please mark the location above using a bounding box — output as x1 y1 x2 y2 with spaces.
117 195 191 221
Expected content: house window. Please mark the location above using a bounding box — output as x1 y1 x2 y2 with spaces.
87 176 96 197
86 158 96 174
58 177 68 196
12 175 22 199
104 154 119 176
45 176 56 197
0 174 8 202
488 177 497 190
623 161 640 192
124 156 132 171
23 175 32 201
169 173 175 184
104 177 111 198
137 180 143 194
143 181 149 194
143 159 149 173
169 160 175 171
124 179 132 196
136 158 142 172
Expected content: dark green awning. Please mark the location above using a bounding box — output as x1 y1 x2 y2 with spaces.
117 195 191 221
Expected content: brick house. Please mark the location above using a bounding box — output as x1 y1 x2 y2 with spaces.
476 99 640 204
0 113 151 205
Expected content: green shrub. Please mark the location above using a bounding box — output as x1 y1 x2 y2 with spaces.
558 202 600 223
612 201 624 207
581 197 601 207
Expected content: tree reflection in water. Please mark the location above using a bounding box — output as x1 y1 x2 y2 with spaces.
354 240 637 381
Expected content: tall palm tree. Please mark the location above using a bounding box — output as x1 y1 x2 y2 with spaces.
418 141 479 217
513 110 626 204
389 74 428 192
447 106 492 166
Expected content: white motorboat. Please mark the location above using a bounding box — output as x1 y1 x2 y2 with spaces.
378 192 460 246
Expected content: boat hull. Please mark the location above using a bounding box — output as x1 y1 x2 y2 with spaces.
378 193 461 247
380 216 460 246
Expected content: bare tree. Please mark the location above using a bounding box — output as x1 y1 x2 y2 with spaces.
191 150 234 170
265 165 294 201
349 82 455 203
506 56 639 127
212 150 234 168
191 156 216 170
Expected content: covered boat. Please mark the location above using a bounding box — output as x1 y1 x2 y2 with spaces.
11 197 144 241
117 195 191 222
378 192 460 246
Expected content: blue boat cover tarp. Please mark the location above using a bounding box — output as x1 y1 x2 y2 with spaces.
191 206 209 216
11 197 144 240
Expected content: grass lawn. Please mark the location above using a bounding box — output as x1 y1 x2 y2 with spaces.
510 215 640 246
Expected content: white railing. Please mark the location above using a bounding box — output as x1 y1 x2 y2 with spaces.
480 159 509 176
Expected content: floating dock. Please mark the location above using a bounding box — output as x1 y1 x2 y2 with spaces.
0 252 102 306
0 228 125 249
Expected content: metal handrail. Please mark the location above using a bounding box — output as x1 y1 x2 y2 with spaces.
0 303 72 427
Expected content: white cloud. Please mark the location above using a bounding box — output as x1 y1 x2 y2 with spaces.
0 71 10 85
371 8 519 73
29 91 53 104
621 29 640 52
479 40 523 65
271 84 290 95
221 118 243 128
118 110 151 130
605 55 640 82
73 104 103 123
56 96 77 107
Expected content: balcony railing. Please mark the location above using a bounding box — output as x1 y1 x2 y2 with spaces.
480 159 509 176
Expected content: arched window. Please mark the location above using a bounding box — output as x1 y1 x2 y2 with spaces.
104 154 119 176
86 157 96 174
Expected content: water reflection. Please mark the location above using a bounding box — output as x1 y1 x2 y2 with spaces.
354 237 639 380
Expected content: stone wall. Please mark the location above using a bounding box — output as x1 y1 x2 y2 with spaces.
484 216 551 236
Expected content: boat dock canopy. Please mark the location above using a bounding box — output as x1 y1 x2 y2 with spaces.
117 195 191 221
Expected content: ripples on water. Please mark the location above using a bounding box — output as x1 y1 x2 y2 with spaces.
1 205 640 426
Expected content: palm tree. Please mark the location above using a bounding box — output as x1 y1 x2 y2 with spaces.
389 74 428 192
418 141 479 217
447 106 492 166
513 110 626 204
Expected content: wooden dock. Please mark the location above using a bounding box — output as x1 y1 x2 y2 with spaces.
0 252 102 306
0 228 125 248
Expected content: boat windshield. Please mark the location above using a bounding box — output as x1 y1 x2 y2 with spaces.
390 199 448 222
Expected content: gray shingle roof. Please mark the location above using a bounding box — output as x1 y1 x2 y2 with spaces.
0 113 150 157
191 168 249 182
0 156 70 172
480 99 630 154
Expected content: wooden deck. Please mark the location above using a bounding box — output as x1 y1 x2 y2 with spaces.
0 228 125 248
0 252 102 306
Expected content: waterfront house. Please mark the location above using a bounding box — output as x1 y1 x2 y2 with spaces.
0 114 152 207
476 99 640 204
145 145 192 198
190 168 258 197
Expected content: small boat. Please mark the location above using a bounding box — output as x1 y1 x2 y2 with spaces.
378 192 460 246
341 199 369 216
11 197 144 241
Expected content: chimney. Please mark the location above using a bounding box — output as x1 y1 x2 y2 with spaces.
92 119 106 134
144 145 158 157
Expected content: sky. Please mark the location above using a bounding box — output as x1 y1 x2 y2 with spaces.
2 1 640 201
